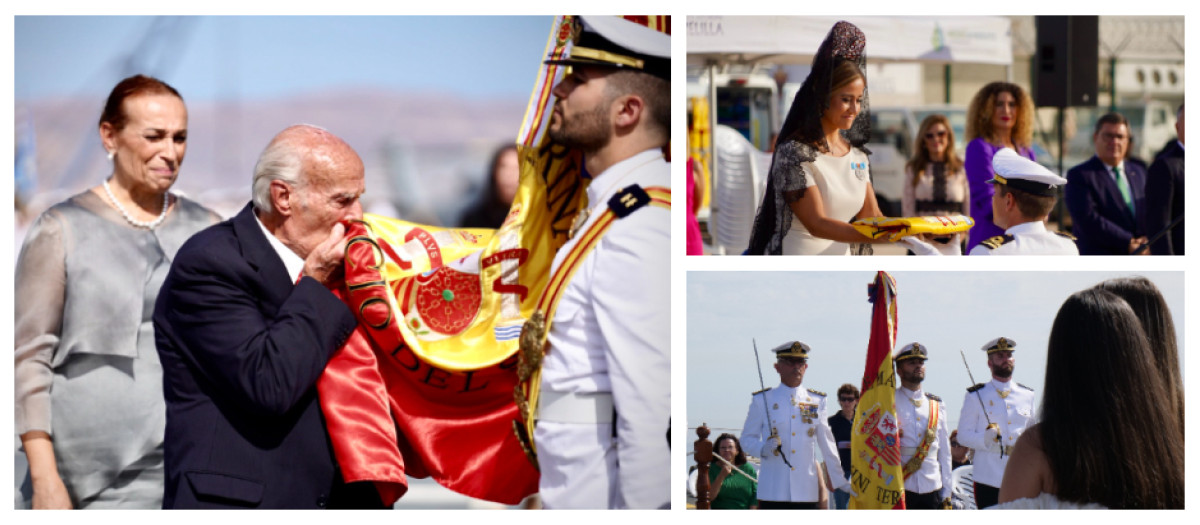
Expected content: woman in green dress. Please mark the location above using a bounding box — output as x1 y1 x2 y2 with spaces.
708 433 758 509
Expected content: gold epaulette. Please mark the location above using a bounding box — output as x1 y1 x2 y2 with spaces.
1053 231 1077 241
807 388 825 397
1017 382 1035 391
752 387 772 396
925 392 942 402
981 235 1014 249
966 383 985 393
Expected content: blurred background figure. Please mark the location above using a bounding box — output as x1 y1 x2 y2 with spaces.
458 143 519 228
996 287 1183 509
686 157 705 255
827 383 858 509
949 430 973 470
1143 103 1184 255
964 82 1037 251
15 74 221 509
1064 113 1148 255
903 114 969 254
707 433 758 509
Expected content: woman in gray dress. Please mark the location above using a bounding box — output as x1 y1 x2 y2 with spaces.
15 75 221 509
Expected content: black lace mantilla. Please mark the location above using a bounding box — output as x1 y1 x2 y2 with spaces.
747 20 873 255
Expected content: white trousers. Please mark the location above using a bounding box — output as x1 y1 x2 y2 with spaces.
535 421 619 509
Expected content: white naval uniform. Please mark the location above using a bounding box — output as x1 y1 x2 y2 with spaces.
955 379 1036 488
968 220 1079 255
740 383 846 503
535 149 670 509
895 387 951 499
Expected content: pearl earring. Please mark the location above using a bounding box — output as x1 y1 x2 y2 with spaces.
107 150 114 161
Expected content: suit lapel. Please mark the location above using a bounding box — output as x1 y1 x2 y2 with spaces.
232 203 295 307
1090 156 1135 224
1127 161 1146 210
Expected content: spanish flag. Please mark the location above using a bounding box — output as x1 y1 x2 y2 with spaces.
316 16 669 506
849 272 905 509
314 17 579 505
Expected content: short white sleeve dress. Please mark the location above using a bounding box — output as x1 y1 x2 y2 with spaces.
775 142 871 255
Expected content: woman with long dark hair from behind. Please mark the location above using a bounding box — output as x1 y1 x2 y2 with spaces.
746 21 890 255
1093 277 1184 435
996 288 1184 508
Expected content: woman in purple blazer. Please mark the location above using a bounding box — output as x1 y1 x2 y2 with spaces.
963 82 1038 251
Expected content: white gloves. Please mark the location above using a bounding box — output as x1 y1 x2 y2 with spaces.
762 436 781 458
984 425 1001 448
837 480 858 498
899 236 963 256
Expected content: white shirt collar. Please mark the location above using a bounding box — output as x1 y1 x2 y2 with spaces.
1101 158 1125 176
989 377 1012 391
899 385 923 399
585 148 665 208
1006 220 1047 236
255 210 306 283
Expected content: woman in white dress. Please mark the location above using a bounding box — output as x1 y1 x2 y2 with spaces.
995 288 1183 509
746 21 887 255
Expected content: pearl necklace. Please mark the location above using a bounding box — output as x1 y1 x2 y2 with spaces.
103 178 169 230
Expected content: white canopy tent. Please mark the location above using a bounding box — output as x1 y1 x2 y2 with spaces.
687 16 1013 67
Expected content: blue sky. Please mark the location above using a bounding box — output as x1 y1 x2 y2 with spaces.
15 16 555 101
686 271 1184 435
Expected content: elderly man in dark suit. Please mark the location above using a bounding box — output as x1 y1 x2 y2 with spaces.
1144 104 1185 255
1064 113 1149 255
154 125 383 508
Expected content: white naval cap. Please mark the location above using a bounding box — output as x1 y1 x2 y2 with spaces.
981 336 1017 354
544 16 670 81
987 148 1068 196
772 340 811 359
896 342 929 362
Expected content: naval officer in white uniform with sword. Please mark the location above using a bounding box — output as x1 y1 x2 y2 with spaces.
956 337 1036 508
741 341 856 508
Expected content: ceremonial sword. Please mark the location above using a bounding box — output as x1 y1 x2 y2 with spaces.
960 349 1004 459
753 339 792 469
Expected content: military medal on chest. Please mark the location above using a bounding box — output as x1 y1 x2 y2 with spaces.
795 399 818 424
